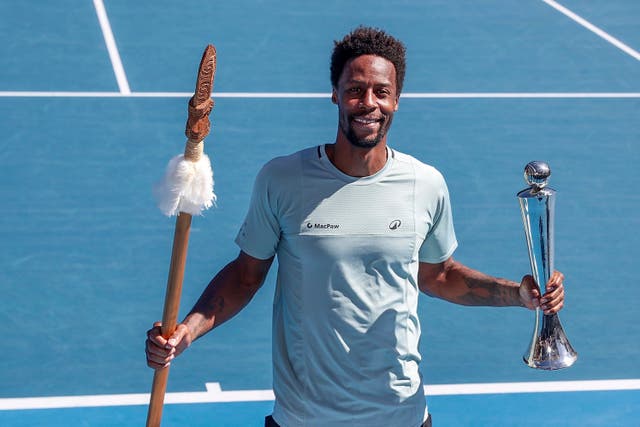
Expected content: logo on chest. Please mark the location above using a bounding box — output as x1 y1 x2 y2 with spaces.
306 222 340 230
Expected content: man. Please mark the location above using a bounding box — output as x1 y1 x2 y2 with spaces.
146 27 565 427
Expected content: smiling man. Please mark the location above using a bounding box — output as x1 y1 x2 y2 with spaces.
334 55 397 148
146 27 566 427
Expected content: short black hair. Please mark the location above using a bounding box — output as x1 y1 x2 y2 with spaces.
330 26 407 94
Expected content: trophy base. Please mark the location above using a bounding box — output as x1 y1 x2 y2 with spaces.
523 353 577 370
523 313 578 370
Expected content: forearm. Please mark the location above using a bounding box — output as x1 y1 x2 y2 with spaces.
421 259 524 307
183 257 268 341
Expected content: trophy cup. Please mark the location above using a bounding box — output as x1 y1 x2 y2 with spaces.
518 161 577 370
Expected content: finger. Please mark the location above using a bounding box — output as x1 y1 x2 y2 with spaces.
147 324 168 348
146 345 174 364
519 275 540 309
542 298 564 314
146 337 175 358
146 352 173 369
543 281 563 299
541 286 565 314
167 324 192 354
167 326 187 348
146 340 175 368
553 270 565 282
541 271 565 312
546 271 565 291
528 284 541 301
523 275 541 294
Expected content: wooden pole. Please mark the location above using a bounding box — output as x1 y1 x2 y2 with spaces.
146 44 216 427
146 212 192 427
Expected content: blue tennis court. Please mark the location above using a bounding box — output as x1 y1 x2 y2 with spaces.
1 1 638 425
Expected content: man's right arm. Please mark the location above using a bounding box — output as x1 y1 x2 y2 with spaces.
146 250 273 369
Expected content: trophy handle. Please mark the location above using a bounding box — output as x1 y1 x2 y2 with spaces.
518 161 577 370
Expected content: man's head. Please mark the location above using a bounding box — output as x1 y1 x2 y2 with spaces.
330 27 406 149
330 26 406 96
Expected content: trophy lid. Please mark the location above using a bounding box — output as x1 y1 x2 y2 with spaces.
524 161 551 190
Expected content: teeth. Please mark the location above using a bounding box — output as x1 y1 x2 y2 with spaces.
354 117 379 124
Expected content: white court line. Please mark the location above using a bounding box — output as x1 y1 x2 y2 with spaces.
1 379 638 410
425 379 640 396
0 91 639 99
543 0 640 61
400 92 640 99
93 0 131 94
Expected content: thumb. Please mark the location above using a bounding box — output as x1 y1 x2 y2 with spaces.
166 324 190 349
520 275 541 309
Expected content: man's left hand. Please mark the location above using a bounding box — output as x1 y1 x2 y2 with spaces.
519 271 565 314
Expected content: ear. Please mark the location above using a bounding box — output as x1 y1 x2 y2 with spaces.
331 88 338 105
393 95 399 112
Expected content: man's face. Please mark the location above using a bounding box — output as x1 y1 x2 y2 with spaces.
332 55 399 148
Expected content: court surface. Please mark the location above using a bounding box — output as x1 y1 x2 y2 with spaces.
0 1 639 426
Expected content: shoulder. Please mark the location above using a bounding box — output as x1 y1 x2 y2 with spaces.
391 148 447 187
256 146 315 182
252 146 321 197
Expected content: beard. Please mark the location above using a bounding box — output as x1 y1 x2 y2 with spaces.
340 114 393 148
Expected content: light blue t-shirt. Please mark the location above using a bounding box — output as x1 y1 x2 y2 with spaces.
235 145 457 427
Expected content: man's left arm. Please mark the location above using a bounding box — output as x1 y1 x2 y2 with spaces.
418 257 565 314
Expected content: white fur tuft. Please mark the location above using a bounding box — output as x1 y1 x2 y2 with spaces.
154 154 216 216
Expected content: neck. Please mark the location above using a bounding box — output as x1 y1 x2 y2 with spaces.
326 134 388 177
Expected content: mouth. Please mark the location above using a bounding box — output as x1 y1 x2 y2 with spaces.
351 116 383 129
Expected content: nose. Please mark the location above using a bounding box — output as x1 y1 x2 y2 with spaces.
359 89 376 109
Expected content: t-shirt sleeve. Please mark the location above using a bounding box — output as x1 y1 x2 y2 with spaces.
418 175 458 263
234 164 281 260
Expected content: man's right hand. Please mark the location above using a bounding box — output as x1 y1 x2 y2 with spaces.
145 322 192 370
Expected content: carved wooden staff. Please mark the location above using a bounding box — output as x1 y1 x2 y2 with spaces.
146 45 217 427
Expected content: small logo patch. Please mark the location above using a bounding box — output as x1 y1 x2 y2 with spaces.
389 220 401 230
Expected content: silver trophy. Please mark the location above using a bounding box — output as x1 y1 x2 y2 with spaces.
518 161 577 370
